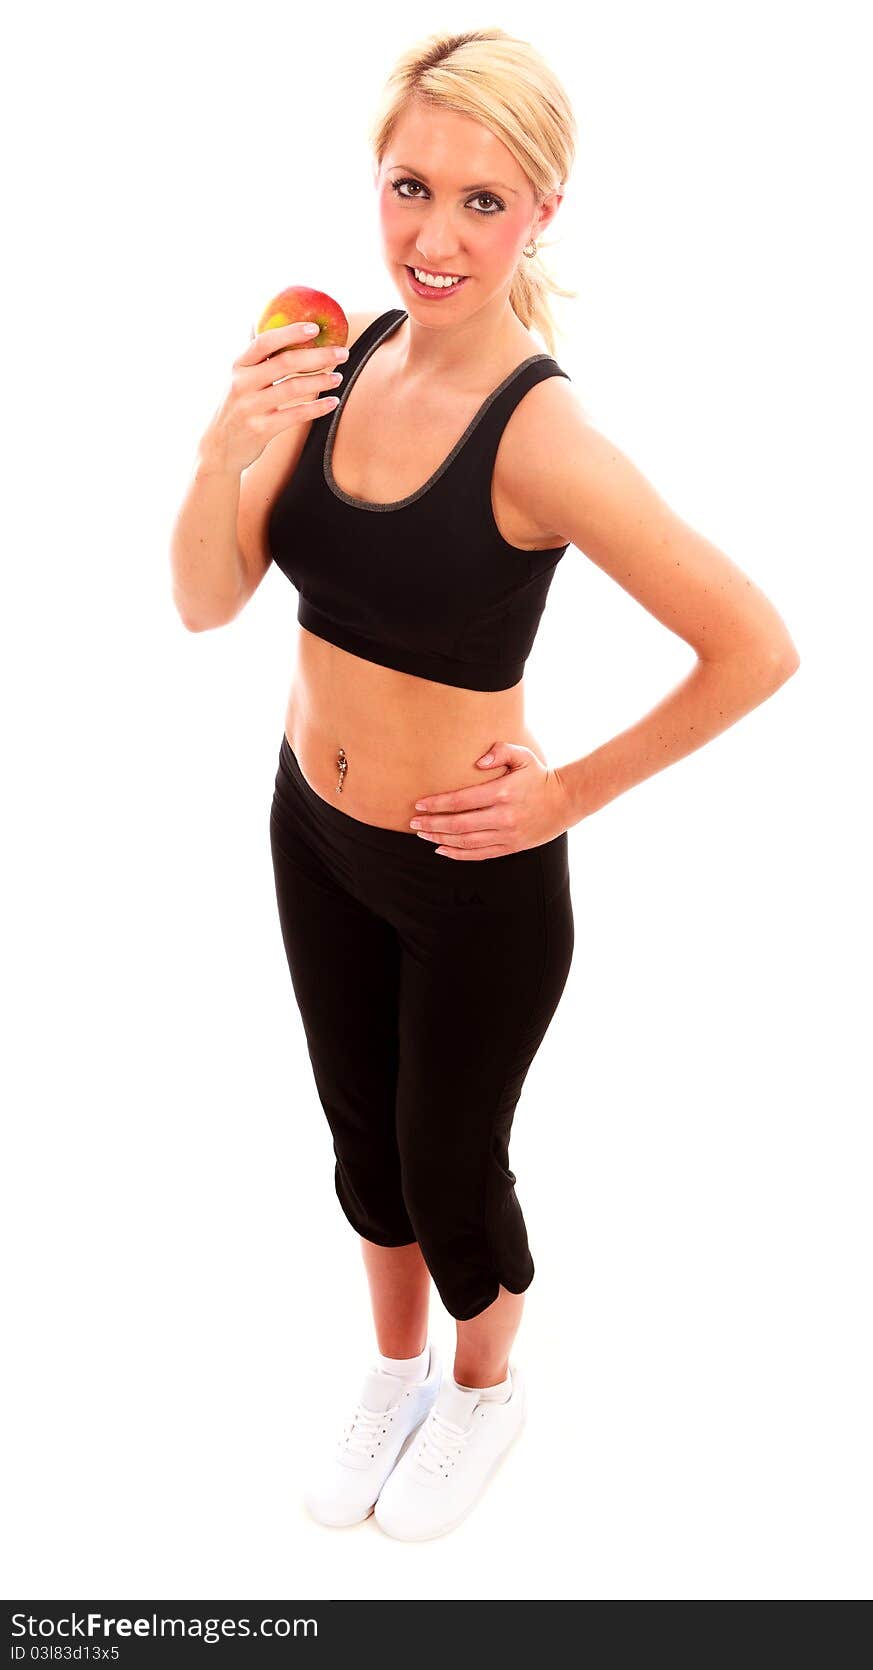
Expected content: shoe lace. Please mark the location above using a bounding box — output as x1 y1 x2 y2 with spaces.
415 1407 473 1477
340 1402 395 1460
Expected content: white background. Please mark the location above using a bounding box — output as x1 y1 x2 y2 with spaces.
3 0 870 1603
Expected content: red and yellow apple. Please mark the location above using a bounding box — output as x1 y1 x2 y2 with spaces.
256 285 348 358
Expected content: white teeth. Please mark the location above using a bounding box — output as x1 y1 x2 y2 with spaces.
412 268 464 288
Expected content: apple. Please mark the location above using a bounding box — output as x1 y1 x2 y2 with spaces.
256 285 348 359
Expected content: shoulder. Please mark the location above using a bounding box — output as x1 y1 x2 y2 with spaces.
500 354 586 453
495 366 591 545
499 376 736 636
497 369 680 560
345 308 392 350
499 368 662 547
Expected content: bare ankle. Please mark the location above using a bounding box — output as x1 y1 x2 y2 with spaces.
453 1358 509 1388
377 1333 428 1359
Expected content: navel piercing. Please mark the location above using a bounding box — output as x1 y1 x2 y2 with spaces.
335 746 348 796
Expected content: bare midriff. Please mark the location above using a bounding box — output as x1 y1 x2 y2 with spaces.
283 629 547 832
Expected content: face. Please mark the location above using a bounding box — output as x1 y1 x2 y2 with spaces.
374 101 562 314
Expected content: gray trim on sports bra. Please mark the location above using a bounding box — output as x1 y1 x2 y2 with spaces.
323 310 554 514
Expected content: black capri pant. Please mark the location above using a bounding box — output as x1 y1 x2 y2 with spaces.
269 733 575 1322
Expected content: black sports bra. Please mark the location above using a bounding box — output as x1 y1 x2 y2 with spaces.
267 308 571 692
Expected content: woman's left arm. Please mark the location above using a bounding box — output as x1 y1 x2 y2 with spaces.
410 390 800 856
531 388 801 823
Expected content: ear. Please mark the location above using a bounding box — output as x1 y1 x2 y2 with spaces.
534 191 564 240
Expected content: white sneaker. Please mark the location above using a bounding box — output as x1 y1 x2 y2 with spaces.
303 1341 442 1527
374 1362 526 1541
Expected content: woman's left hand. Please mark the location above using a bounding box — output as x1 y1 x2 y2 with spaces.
409 741 574 859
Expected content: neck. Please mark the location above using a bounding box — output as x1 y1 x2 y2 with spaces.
389 289 530 388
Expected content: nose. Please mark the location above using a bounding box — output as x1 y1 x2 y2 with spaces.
412 214 464 273
414 243 465 272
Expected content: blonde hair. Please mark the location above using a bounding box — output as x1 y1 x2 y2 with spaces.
367 27 578 357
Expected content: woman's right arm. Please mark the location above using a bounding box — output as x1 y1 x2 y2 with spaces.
170 447 250 632
169 316 353 631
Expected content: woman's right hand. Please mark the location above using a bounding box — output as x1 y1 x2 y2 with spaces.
200 321 350 474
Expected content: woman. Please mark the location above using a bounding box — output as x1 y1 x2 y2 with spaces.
170 29 799 1543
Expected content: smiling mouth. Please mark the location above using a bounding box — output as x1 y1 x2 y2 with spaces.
410 266 466 279
405 265 470 289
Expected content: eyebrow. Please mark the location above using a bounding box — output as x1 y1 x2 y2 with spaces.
388 164 518 196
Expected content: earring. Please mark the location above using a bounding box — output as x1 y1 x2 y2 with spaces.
522 240 538 258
